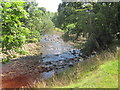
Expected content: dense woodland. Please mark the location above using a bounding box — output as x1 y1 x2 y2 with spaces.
53 2 120 55
1 0 120 62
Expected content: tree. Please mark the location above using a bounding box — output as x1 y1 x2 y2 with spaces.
55 2 120 55
23 0 55 42
2 1 30 55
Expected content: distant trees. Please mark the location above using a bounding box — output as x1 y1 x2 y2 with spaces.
54 2 120 55
23 0 55 42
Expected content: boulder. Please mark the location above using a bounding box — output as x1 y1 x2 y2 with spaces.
68 62 74 67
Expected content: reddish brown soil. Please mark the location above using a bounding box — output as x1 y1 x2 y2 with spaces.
1 43 45 88
2 57 43 88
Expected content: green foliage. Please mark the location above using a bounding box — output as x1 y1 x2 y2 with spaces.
66 24 75 31
1 0 56 61
82 2 120 55
55 2 120 55
2 2 30 53
2 58 10 64
24 0 55 42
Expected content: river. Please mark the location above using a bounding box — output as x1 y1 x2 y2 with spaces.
1 31 83 88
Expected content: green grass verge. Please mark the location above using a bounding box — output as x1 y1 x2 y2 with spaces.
33 49 119 88
56 60 118 88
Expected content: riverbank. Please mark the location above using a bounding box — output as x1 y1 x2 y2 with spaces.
33 49 119 88
1 42 44 88
1 31 83 88
1 42 41 62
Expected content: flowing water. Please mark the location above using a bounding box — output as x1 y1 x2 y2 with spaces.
40 33 81 62
2 31 83 88
39 32 82 79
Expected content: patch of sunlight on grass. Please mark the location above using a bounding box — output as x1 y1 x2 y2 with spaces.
99 60 118 74
55 60 118 88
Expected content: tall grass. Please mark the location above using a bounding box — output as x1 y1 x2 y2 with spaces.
31 48 119 88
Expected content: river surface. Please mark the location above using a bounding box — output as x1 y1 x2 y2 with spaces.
2 31 83 88
39 32 82 79
40 33 81 62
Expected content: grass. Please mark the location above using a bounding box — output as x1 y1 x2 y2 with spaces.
33 49 119 88
59 60 118 88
